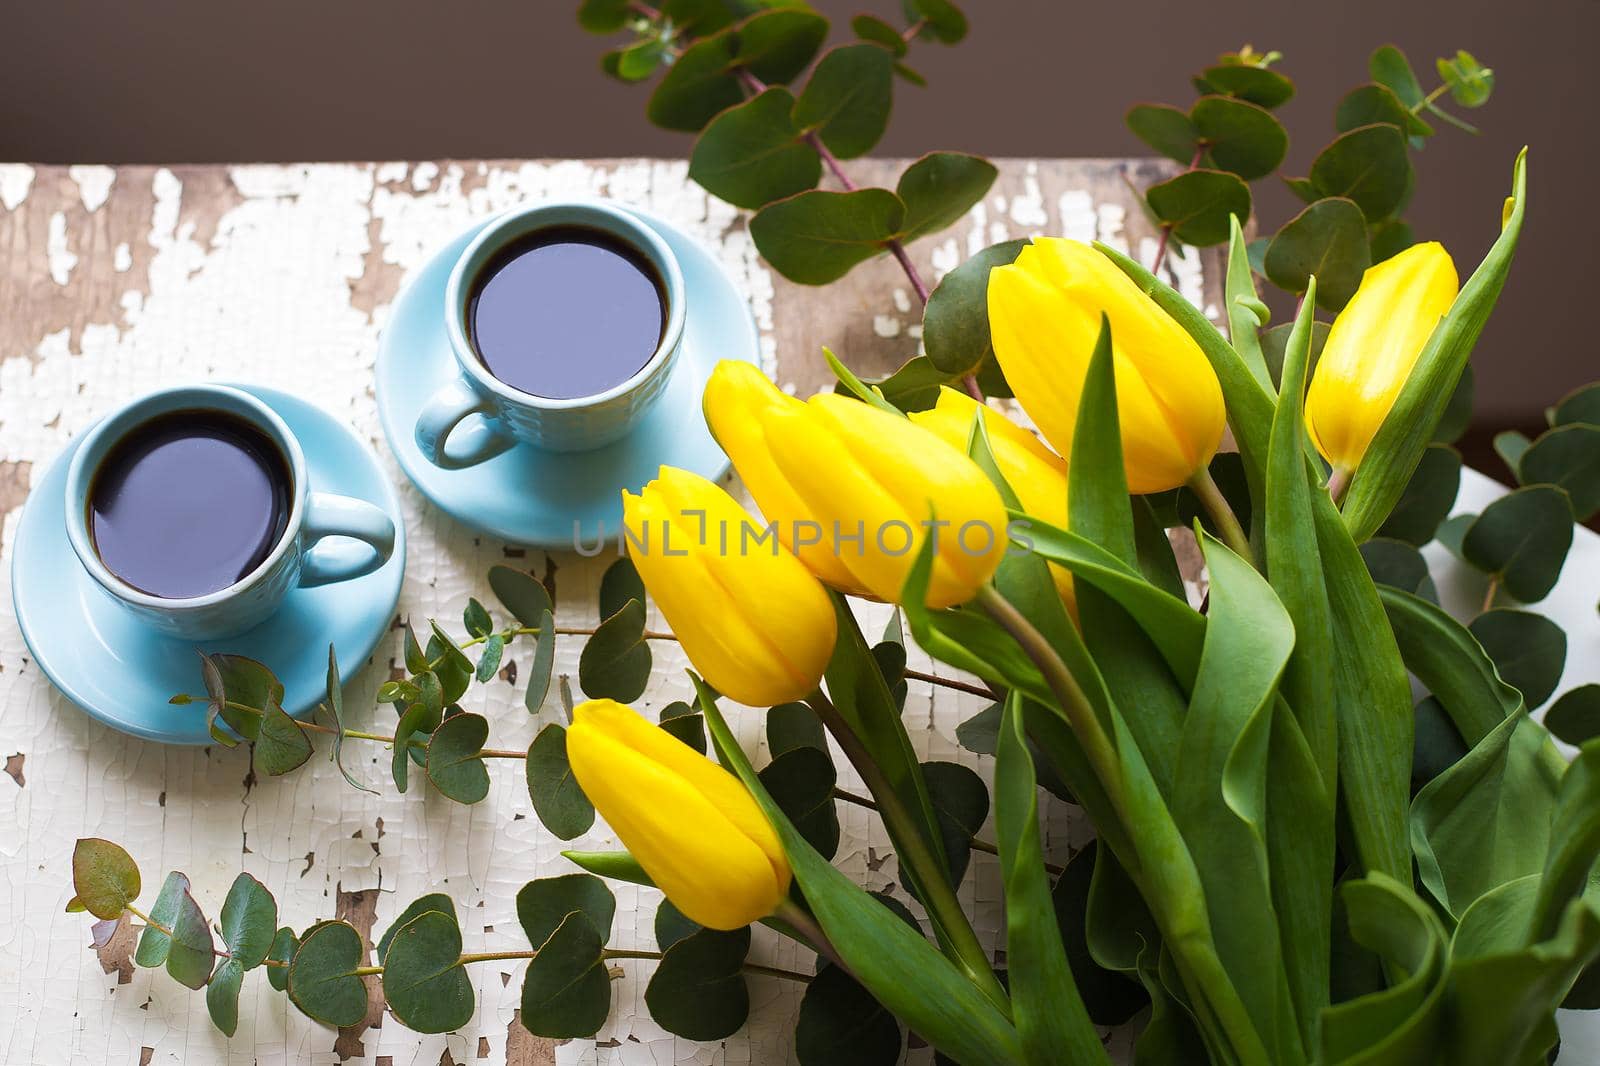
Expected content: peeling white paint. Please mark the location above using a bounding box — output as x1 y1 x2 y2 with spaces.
67 165 115 213
1059 189 1097 242
1007 164 1048 229
411 161 439 192
46 212 76 285
112 242 131 272
0 164 33 211
892 288 911 314
872 314 901 338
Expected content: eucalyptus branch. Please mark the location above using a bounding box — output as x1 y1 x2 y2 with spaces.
831 787 1065 874
177 697 526 759
1150 143 1207 275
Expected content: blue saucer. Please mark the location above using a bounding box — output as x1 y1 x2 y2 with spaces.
10 385 407 744
375 205 760 547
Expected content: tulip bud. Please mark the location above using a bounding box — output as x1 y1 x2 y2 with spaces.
908 388 1075 610
1304 242 1459 474
987 237 1226 494
622 466 836 707
566 699 791 930
758 392 1009 609
702 361 873 596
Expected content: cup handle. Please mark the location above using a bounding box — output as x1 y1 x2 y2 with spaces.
298 492 397 588
415 375 516 470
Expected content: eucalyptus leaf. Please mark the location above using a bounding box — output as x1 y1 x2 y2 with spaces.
851 14 907 57
519 911 611 1038
475 635 505 683
382 910 475 1033
218 872 276 970
1544 685 1600 746
204 653 281 742
1145 168 1251 246
735 8 831 84
796 963 904 1065
1437 50 1494 107
134 871 188 967
1199 64 1294 109
1519 423 1600 519
688 87 819 210
425 712 491 804
1494 431 1531 477
750 187 905 285
598 558 645 621
1469 609 1567 710
922 760 987 884
578 598 652 701
659 700 707 753
646 35 743 129
922 239 1027 376
1360 538 1438 603
527 723 596 840
1263 197 1370 311
1552 382 1600 427
463 598 492 639
895 152 998 243
164 886 215 990
1336 83 1433 140
377 893 456 964
1461 485 1573 603
254 699 313 777
488 564 553 627
654 898 700 953
206 958 245 1036
1309 124 1411 222
321 645 375 794
1369 44 1426 109
526 608 556 713
1191 95 1288 179
517 873 616 949
768 700 827 756
266 927 297 992
70 838 140 921
645 926 752 1040
1377 444 1461 546
577 0 630 33
1126 104 1198 165
903 0 967 43
760 746 840 860
793 43 894 159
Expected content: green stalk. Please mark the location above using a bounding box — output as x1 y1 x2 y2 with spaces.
1188 466 1254 565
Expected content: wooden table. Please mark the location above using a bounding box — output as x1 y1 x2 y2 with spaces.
0 157 1217 1065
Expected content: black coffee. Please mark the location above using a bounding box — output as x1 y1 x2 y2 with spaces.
88 410 293 599
467 225 666 400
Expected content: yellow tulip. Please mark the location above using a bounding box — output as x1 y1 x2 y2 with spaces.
759 392 1009 609
702 361 873 596
908 387 1075 610
566 699 791 930
987 237 1226 494
1304 242 1459 474
622 466 837 707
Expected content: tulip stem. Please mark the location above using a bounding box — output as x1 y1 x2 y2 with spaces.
772 898 852 974
806 688 1010 1013
831 786 1064 874
1187 467 1253 563
1326 465 1353 506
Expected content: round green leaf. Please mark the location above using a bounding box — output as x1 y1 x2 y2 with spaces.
427 623 474 703
734 9 830 85
517 873 616 949
578 598 653 701
1125 104 1198 165
165 886 215 990
599 558 646 622
1433 362 1475 444
134 871 191 967
895 152 998 243
1263 197 1370 311
1469 609 1567 709
749 188 905 285
1370 218 1417 263
527 723 597 840
1310 125 1412 222
1378 444 1462 547
796 963 905 1065
1544 685 1600 746
1336 84 1433 140
218 872 276 969
206 959 245 1037
759 746 840 860
425 712 491 804
383 910 475 1034
1359 538 1439 603
1520 424 1600 520
1282 175 1319 205
526 608 556 713
254 699 314 777
654 899 701 952
1191 95 1287 180
1198 64 1295 109
903 0 967 43
520 912 611 1038
794 44 894 160
613 38 667 82
922 760 988 883
851 14 907 57
1495 431 1532 478
1145 169 1251 246
644 926 752 1040
1552 382 1600 428
646 32 742 132
658 701 707 753
1436 513 1475 560
476 635 505 683
922 239 1027 376
70 839 140 920
691 85 821 209
488 565 553 627
768 701 827 756
288 920 371 1027
1370 44 1426 109
463 598 493 639
267 927 297 992
1461 486 1574 603
378 893 456 964
1437 50 1494 108
204 653 283 742
577 0 631 34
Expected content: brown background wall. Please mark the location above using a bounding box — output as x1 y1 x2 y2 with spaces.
3 0 1592 429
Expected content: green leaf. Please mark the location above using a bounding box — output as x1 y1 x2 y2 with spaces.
598 558 645 621
518 873 616 948
659 701 707 753
613 38 667 81
1263 197 1371 311
1360 538 1438 603
1495 430 1531 477
163 885 213 990
654 898 699 952
383 910 475 1033
1309 124 1412 222
562 849 653 887
1342 149 1527 542
760 746 840 859
428 622 475 701
377 893 456 964
320 645 374 794
526 608 556 713
1533 740 1600 939
735 8 831 84
1371 218 1418 263
392 671 443 791
794 44 894 159
266 927 297 991
527 723 596 839
218 872 276 970
1051 842 1149 1025
1223 217 1273 394
768 701 827 756
922 239 1026 376
750 188 905 285
425 712 491 804
1282 175 1319 204
1191 95 1287 180
202 653 281 742
851 14 907 57
1377 444 1461 546
1461 485 1574 603
579 598 652 701
922 760 987 883
519 911 611 1038
463 598 492 639
476 635 505 683
1126 104 1198 164
488 565 553 627
1370 44 1426 108
697 684 1025 1063
1469 609 1567 709
403 622 428 674
1199 64 1295 109
287 921 371 1027
1433 362 1475 444
134 871 187 967
70 838 140 920
1552 382 1600 427
1145 169 1251 246
1544 685 1600 746
577 0 631 34
1336 83 1433 140
206 957 245 1036
1437 50 1494 107
1259 320 1329 391
254 699 313 777
690 87 819 210
645 926 752 1040
1520 423 1600 519
796 963 905 1065
904 0 967 43
994 695 1109 1064
646 33 742 132
895 152 998 243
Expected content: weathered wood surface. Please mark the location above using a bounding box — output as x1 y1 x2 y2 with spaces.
0 157 1217 1065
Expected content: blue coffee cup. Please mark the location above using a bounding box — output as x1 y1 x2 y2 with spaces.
414 200 687 466
64 384 396 640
